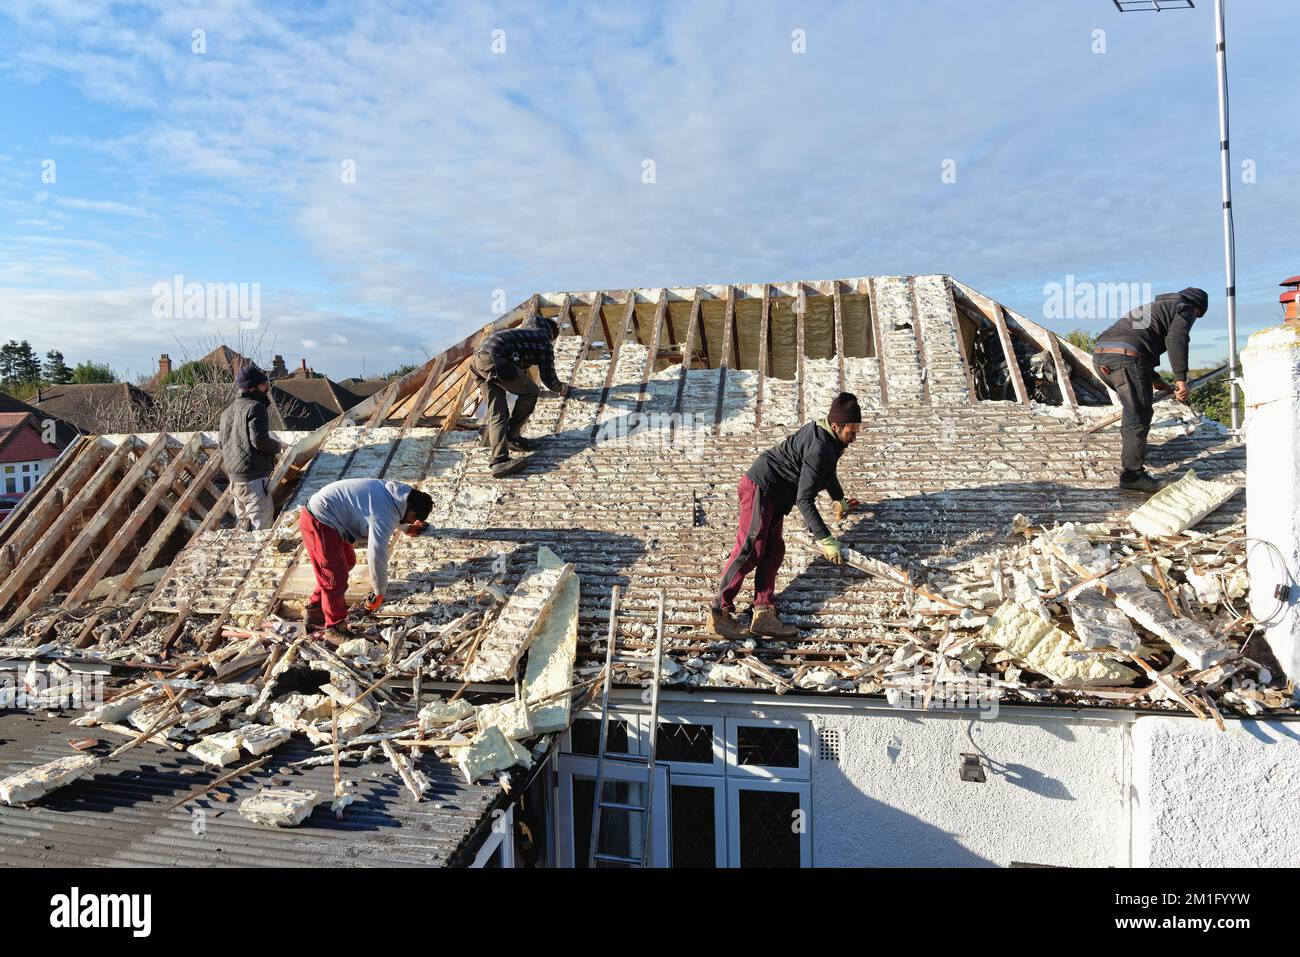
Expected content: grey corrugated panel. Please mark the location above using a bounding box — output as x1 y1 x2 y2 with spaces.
0 712 505 868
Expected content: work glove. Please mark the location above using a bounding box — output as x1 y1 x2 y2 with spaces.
362 592 384 613
818 536 845 564
833 497 861 523
405 519 428 537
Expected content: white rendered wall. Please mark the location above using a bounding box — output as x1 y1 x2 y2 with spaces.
1242 323 1300 685
628 692 1300 868
1130 716 1300 867
652 695 1131 868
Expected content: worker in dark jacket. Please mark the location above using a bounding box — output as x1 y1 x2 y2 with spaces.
1092 287 1208 493
218 364 281 530
470 315 565 478
708 392 863 641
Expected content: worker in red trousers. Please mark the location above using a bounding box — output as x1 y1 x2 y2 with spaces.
707 392 862 641
299 478 433 644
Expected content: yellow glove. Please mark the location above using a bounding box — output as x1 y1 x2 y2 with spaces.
818 536 845 564
833 497 861 523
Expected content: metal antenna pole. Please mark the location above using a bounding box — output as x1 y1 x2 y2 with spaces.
1213 0 1242 430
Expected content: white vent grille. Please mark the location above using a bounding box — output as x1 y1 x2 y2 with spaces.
816 727 841 762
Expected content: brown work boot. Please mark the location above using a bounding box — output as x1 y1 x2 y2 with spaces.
304 602 326 628
320 623 355 648
749 605 800 641
705 605 747 640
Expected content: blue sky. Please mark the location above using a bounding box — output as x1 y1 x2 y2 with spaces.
0 0 1296 382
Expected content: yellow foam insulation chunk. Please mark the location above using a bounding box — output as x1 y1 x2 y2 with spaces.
454 726 532 784
475 697 533 740
1128 468 1238 537
522 546 580 733
981 600 1137 687
417 698 474 733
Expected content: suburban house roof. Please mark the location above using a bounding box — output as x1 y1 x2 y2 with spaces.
0 412 63 463
30 383 154 436
0 391 80 447
271 377 362 430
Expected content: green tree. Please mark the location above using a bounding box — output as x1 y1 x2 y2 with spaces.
1065 329 1097 353
380 363 420 379
43 350 72 384
164 360 227 387
70 361 117 384
0 340 41 389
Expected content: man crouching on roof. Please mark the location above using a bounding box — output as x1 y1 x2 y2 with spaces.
706 392 862 641
299 478 434 645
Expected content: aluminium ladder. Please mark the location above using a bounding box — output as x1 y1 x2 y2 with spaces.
586 586 667 867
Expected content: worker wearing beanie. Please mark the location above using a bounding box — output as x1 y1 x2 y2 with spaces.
219 363 281 531
707 392 862 641
1092 287 1208 493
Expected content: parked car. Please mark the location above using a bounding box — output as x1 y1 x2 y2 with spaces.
0 492 25 526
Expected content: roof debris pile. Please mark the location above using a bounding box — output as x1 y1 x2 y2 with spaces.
632 501 1291 720
0 547 593 822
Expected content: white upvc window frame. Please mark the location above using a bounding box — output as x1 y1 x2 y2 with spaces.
649 713 726 776
470 805 517 868
724 717 812 780
667 772 727 868
726 777 813 868
554 753 670 867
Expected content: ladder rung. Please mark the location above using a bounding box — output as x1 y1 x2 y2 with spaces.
602 753 649 764
610 655 649 666
599 800 647 812
594 852 643 865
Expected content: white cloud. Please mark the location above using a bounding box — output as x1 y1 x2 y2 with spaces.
0 0 1295 380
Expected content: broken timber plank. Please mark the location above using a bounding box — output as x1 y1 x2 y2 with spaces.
907 276 932 405
1104 565 1233 670
832 281 847 396
464 560 576 682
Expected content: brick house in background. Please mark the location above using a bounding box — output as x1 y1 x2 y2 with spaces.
0 393 79 516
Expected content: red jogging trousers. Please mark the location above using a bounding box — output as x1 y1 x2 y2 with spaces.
299 506 356 627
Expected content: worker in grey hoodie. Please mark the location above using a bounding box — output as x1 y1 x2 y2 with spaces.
218 364 281 530
299 478 434 642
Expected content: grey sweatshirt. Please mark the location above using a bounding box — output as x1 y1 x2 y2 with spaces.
306 478 412 595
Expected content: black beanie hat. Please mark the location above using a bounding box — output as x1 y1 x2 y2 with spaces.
1180 287 1209 316
828 392 862 425
236 364 268 391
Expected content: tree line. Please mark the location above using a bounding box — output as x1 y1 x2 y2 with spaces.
0 340 116 399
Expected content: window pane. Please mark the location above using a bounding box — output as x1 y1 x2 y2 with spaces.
736 726 799 768
670 784 716 868
738 789 801 868
569 718 629 756
572 777 645 868
657 723 715 764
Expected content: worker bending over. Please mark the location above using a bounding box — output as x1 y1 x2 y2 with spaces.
300 478 433 643
1092 286 1207 493
708 392 863 641
471 314 566 478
